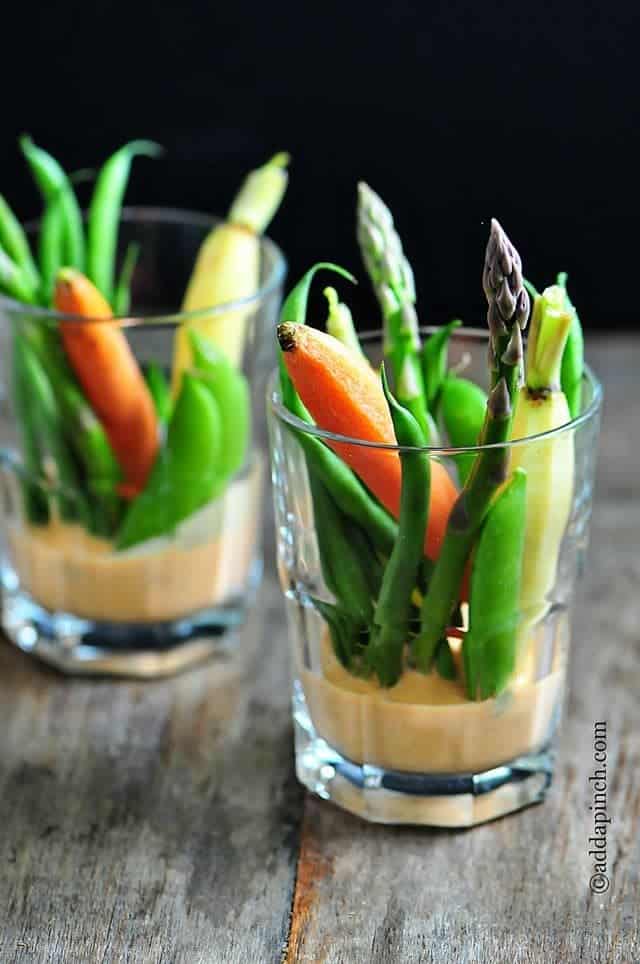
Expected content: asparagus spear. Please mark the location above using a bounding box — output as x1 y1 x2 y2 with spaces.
357 182 431 440
413 219 530 671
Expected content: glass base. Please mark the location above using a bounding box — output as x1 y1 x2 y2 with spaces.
0 560 262 678
293 681 554 828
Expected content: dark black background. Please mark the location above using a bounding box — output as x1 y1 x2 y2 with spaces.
2 1 638 329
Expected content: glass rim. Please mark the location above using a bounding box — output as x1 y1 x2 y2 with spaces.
0 205 287 327
268 327 603 454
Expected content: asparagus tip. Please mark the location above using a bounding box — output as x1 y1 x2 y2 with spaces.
487 376 511 419
501 324 523 367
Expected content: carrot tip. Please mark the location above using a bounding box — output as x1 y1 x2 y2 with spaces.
277 322 298 352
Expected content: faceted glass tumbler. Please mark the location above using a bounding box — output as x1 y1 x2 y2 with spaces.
268 329 602 827
0 208 285 677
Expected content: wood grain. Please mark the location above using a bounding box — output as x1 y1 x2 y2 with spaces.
0 337 637 963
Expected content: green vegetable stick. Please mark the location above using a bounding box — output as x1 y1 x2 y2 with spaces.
116 373 222 549
309 472 376 627
440 376 488 486
357 182 430 440
189 330 250 483
464 468 527 700
38 198 64 305
144 362 172 425
421 320 462 413
414 219 530 672
113 241 141 316
0 248 39 304
12 331 88 524
20 136 85 271
26 323 122 537
367 366 430 687
87 141 162 303
0 194 40 289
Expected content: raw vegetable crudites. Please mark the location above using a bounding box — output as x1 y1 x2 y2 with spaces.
53 269 159 497
0 137 289 553
276 192 583 702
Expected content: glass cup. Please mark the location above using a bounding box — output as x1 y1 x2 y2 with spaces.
0 207 285 677
268 328 602 827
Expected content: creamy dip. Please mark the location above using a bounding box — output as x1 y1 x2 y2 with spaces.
8 460 262 623
301 615 567 776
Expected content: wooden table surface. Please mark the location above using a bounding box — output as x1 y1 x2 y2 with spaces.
0 336 637 964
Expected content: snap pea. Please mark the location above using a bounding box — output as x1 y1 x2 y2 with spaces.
12 331 87 524
557 272 584 419
0 195 40 290
0 248 38 304
144 362 172 425
440 376 488 485
87 141 162 304
309 472 375 626
463 468 527 700
367 366 430 687
421 319 461 414
189 330 250 482
116 372 222 549
113 241 141 316
26 323 122 537
20 136 85 271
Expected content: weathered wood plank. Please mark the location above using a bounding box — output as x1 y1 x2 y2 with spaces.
0 566 303 963
284 337 640 964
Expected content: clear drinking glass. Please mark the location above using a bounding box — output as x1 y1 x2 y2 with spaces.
0 207 285 677
268 329 602 827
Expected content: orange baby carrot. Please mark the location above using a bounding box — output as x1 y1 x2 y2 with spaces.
278 323 458 560
54 268 159 496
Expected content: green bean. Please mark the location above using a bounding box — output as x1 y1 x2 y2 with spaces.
0 195 39 290
557 272 584 418
286 416 398 556
112 241 141 316
38 198 64 304
26 323 122 537
20 136 85 270
87 141 162 303
0 248 39 304
435 638 457 680
144 363 172 425
440 376 488 485
12 331 88 524
421 319 461 413
189 330 250 483
116 373 222 549
309 597 364 671
367 366 430 687
463 468 527 700
309 472 375 626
